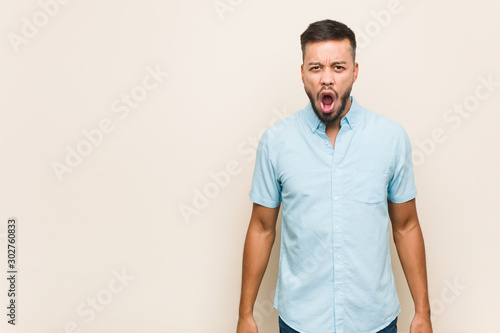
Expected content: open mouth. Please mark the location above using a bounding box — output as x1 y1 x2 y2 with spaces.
319 90 335 113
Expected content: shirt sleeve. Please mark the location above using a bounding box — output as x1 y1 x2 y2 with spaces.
249 129 282 208
387 125 418 203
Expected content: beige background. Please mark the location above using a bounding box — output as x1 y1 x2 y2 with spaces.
1 0 499 332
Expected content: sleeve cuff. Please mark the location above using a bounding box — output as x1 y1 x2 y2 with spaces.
388 189 417 204
249 192 281 208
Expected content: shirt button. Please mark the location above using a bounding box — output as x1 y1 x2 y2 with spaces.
337 285 342 290
334 196 339 201
334 168 339 172
336 256 341 260
335 225 341 231
324 141 328 145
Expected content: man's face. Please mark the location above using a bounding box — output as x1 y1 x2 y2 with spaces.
301 39 359 126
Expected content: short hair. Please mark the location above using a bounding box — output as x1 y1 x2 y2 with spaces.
300 19 357 61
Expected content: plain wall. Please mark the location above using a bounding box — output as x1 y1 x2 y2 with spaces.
1 0 499 332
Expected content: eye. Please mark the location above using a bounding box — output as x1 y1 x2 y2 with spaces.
334 65 344 71
310 66 320 71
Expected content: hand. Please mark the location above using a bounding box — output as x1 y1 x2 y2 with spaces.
237 315 258 333
410 313 433 333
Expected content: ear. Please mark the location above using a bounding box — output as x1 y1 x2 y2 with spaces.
301 63 304 83
353 62 359 83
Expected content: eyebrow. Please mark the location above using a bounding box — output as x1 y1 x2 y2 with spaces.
307 61 347 66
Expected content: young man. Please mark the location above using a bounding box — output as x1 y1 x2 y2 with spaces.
237 20 432 333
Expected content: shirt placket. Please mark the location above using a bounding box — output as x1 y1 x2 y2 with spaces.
331 120 352 333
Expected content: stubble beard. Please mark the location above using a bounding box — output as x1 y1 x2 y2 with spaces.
306 86 352 126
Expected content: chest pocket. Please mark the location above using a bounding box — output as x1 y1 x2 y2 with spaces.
352 163 391 204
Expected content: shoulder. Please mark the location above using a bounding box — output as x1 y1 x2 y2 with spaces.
261 108 304 143
364 107 404 130
362 107 408 140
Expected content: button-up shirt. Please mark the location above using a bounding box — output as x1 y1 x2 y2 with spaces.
249 97 417 333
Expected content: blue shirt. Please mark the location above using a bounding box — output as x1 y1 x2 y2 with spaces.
249 97 417 333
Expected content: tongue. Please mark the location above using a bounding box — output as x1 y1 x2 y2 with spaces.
321 95 334 113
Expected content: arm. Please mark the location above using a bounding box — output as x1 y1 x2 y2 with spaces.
237 203 280 333
388 198 433 333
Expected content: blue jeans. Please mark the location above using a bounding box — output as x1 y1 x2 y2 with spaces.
279 316 398 333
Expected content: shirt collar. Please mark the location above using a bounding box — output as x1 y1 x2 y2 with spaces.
303 96 364 133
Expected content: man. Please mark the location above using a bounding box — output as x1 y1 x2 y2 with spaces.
237 19 432 333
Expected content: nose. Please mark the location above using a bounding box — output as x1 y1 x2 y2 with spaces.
320 68 334 86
